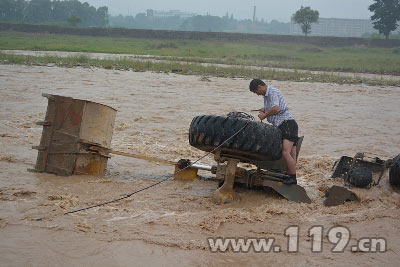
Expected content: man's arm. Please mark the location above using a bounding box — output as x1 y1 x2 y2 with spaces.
258 106 279 121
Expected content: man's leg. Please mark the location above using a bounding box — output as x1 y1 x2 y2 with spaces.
290 145 297 163
282 139 296 174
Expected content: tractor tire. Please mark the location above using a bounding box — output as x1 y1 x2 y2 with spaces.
389 154 400 187
189 115 282 161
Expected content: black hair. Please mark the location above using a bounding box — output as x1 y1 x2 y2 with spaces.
249 79 265 92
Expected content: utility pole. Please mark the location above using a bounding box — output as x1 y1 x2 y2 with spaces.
253 6 256 23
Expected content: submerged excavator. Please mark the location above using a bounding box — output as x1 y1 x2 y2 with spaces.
29 94 311 205
30 94 399 210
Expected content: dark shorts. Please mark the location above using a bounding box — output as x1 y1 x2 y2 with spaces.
278 120 299 146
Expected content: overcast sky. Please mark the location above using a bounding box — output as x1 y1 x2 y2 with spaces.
84 0 375 22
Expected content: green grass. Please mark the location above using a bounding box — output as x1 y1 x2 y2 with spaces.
1 53 399 87
0 32 400 75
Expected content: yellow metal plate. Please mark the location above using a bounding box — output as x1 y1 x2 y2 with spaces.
174 165 198 180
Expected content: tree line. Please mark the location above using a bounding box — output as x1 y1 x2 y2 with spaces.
109 13 290 35
1 0 399 38
0 0 290 34
0 0 108 27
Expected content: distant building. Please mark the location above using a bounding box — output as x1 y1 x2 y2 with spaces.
146 9 154 18
290 18 377 37
146 9 197 19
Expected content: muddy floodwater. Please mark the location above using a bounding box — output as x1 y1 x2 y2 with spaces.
0 64 400 266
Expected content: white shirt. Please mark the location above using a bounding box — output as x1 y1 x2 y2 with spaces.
264 86 294 126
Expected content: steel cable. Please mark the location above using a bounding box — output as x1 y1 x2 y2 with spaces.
64 120 250 215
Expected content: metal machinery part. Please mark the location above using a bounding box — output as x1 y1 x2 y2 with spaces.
209 136 311 204
332 152 394 187
348 167 373 188
389 154 400 187
31 94 311 205
324 185 359 206
30 94 213 179
29 93 117 176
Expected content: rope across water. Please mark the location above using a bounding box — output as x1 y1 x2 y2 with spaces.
64 116 251 215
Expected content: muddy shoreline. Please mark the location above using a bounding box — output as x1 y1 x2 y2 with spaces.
0 64 399 266
2 49 400 82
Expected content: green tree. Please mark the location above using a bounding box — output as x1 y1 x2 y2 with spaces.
0 0 26 21
0 0 109 27
25 0 52 23
292 6 319 36
95 6 109 27
369 0 400 39
181 15 227 32
67 15 81 27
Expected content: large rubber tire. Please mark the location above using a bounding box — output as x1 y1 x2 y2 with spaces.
389 154 400 187
189 115 282 161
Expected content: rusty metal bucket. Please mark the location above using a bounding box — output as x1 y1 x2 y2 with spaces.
29 93 117 176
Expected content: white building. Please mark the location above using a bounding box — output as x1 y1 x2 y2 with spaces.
146 9 197 19
290 18 377 37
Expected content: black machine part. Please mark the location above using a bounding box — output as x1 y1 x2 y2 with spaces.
346 167 373 188
331 153 393 187
324 185 359 206
389 154 400 187
177 159 191 169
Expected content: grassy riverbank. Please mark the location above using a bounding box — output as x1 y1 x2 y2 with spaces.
1 53 399 87
1 32 400 75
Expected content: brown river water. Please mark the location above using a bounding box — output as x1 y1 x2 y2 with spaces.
0 64 399 266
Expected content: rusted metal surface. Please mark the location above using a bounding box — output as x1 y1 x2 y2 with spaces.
212 159 239 204
30 94 116 176
324 185 359 206
262 180 311 203
214 164 311 203
174 165 198 180
74 153 109 175
211 136 311 204
390 154 400 187
173 159 213 180
331 152 393 186
110 149 174 165
80 102 116 148
332 154 386 178
86 144 175 165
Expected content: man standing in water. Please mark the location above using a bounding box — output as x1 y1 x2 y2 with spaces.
249 79 298 185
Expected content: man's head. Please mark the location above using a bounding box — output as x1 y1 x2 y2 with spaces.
249 79 267 96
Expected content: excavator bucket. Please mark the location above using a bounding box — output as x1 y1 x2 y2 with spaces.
263 180 312 203
29 93 116 176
